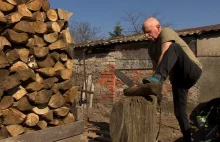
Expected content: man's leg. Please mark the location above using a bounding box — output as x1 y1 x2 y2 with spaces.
172 86 193 142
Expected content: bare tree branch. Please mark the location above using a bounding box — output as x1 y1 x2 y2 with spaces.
69 21 105 43
122 10 175 35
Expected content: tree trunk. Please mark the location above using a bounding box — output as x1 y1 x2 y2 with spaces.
110 96 157 142
0 36 11 51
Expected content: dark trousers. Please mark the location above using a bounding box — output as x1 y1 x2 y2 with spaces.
155 43 202 133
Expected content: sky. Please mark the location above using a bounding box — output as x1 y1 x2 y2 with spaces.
49 0 220 38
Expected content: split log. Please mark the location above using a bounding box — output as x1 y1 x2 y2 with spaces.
0 0 15 12
54 61 65 71
6 125 25 136
35 73 43 83
46 22 61 32
16 96 33 111
6 49 19 64
9 61 29 72
35 90 52 104
57 8 73 21
41 0 50 11
0 52 9 68
3 74 21 90
37 67 55 77
57 20 65 30
0 36 11 51
65 59 73 69
49 119 63 126
110 96 157 142
7 29 28 43
43 32 58 43
25 113 39 126
41 110 53 121
26 0 42 11
8 85 27 100
60 52 68 62
13 0 29 4
51 84 59 94
17 4 32 18
48 40 66 50
46 9 58 22
0 125 9 140
6 12 22 24
0 69 9 82
42 77 58 89
3 109 24 125
32 105 49 115
63 86 78 104
32 11 46 21
15 47 29 63
25 82 44 92
57 79 75 90
63 113 75 124
27 92 37 102
50 51 60 61
37 120 47 129
0 96 14 110
26 35 46 48
36 56 55 68
16 70 36 81
5 0 17 5
0 11 7 23
9 108 26 119
48 92 65 108
13 21 35 34
30 21 47 34
55 68 72 80
54 107 70 117
33 47 49 58
60 29 72 43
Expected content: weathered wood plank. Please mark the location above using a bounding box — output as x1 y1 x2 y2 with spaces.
0 121 84 142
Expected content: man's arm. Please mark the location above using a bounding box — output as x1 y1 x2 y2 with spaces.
156 41 172 69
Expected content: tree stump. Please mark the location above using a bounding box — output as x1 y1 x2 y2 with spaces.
110 95 157 142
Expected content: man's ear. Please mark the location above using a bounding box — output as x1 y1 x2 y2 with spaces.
156 24 160 30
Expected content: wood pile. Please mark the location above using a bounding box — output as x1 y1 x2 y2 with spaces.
0 0 77 139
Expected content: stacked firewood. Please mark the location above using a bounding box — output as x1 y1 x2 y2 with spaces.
0 0 77 138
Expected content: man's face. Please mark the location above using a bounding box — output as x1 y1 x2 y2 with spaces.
143 24 160 41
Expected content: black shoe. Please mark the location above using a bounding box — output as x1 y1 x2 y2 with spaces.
182 129 194 142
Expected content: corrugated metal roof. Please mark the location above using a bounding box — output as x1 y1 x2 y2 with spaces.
74 24 220 48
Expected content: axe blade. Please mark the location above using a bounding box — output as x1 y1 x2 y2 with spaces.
114 69 135 87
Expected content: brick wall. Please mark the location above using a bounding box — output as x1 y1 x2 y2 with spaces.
74 39 199 110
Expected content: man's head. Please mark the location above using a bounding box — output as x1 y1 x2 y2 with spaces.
142 17 161 41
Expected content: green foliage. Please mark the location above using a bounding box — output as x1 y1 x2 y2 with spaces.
109 22 124 38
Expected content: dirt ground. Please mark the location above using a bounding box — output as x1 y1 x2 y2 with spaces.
80 104 210 142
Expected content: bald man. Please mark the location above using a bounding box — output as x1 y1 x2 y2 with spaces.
142 17 202 142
